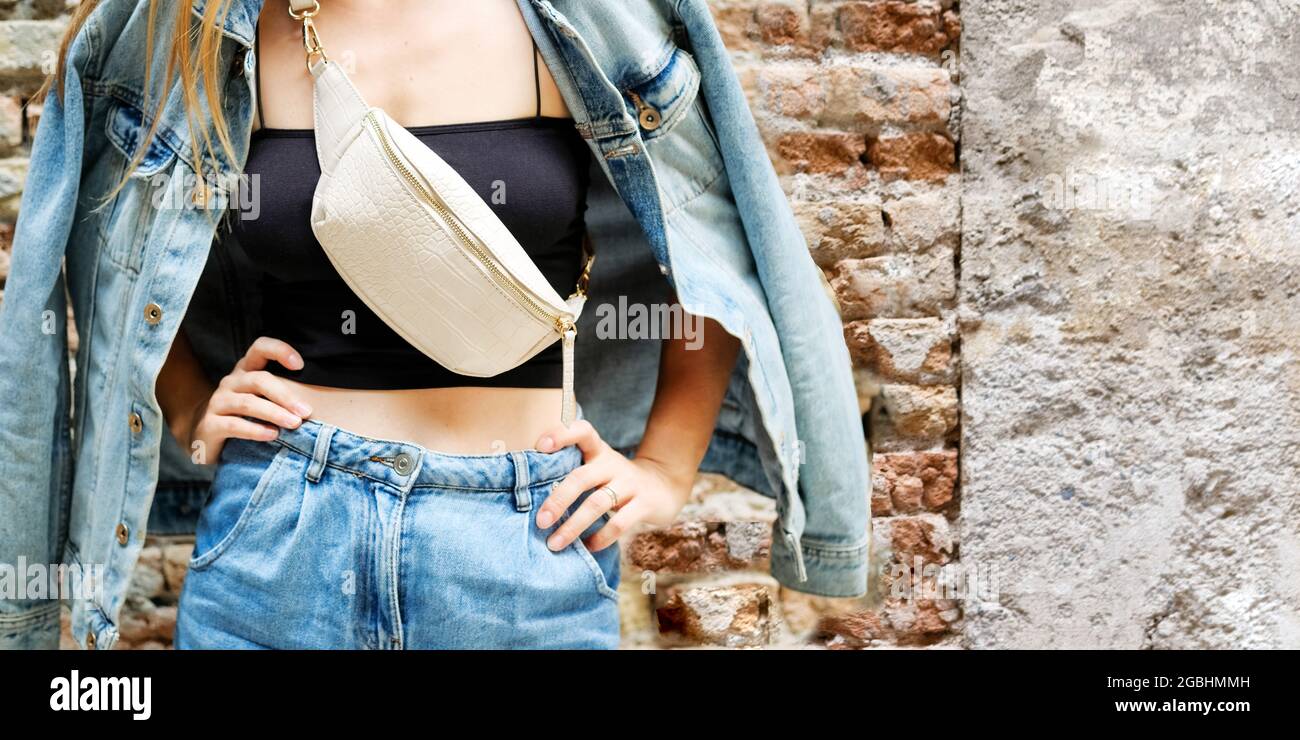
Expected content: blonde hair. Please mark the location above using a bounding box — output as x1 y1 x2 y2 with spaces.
41 0 243 205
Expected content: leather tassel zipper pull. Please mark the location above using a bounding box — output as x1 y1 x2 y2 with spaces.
560 324 577 426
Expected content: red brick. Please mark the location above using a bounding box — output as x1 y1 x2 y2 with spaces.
872 450 958 514
889 600 954 640
828 252 956 320
710 2 826 57
711 4 756 51
756 3 807 47
25 99 42 140
627 520 771 573
838 1 955 55
845 318 954 384
815 609 888 647
889 514 953 565
0 221 13 285
875 383 959 442
656 583 774 647
775 131 866 175
116 605 177 647
793 200 887 266
0 96 22 153
866 133 956 181
758 66 827 120
825 65 953 132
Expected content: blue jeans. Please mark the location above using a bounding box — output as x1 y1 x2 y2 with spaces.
175 416 621 649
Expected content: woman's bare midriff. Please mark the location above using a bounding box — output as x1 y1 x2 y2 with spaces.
280 380 564 455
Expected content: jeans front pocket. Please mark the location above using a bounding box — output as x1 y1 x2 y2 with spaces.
187 439 293 572
553 501 621 604
571 531 621 603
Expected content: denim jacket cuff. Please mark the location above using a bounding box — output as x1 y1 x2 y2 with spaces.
0 602 62 650
770 529 870 598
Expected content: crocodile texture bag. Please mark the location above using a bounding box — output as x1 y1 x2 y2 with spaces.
285 0 591 425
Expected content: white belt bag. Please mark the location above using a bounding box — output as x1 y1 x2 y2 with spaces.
283 0 592 425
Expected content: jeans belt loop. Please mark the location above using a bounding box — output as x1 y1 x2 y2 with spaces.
510 451 532 513
306 424 336 483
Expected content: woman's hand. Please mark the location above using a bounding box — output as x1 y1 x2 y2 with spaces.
532 313 742 552
533 419 693 552
184 336 314 465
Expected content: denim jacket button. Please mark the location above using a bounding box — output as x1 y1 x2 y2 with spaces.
85 630 96 650
638 107 661 131
143 302 163 325
128 412 143 434
658 263 669 276
115 522 129 546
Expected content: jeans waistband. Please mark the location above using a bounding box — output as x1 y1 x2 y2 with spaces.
272 417 584 499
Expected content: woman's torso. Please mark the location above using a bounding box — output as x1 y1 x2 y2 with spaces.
246 0 583 453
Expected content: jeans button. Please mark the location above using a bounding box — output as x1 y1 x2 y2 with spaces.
143 302 163 325
115 522 129 546
393 452 414 475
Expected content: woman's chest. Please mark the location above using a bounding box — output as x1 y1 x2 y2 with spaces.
228 120 591 283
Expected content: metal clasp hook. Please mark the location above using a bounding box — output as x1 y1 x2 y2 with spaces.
290 1 328 72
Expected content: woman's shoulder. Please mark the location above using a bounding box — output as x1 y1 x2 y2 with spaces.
538 0 682 67
72 0 169 61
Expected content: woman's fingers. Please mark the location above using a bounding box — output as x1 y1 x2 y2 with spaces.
536 458 612 529
584 496 646 552
227 369 312 418
190 337 313 465
208 389 303 430
236 336 304 374
545 481 620 551
214 414 281 443
534 418 604 460
193 414 279 464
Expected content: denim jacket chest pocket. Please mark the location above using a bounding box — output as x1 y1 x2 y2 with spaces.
98 99 180 273
620 44 725 215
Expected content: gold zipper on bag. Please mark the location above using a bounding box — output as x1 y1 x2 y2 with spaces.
364 110 575 336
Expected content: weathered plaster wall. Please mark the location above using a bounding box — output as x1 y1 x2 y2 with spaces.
960 0 1300 647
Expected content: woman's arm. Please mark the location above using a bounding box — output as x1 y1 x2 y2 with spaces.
629 314 740 503
156 331 313 464
156 329 217 452
532 307 741 551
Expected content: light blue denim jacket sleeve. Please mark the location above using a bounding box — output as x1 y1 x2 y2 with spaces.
0 0 871 651
673 0 872 595
0 10 87 648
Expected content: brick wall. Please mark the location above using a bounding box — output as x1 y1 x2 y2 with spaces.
0 0 962 649
639 0 963 648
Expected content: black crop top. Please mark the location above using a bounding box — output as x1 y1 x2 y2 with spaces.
221 37 591 390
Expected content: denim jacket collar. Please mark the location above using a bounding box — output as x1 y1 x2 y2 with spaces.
191 0 261 48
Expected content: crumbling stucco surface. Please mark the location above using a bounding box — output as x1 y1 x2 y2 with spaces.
959 0 1300 647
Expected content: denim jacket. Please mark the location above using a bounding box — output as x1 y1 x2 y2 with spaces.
0 0 871 650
